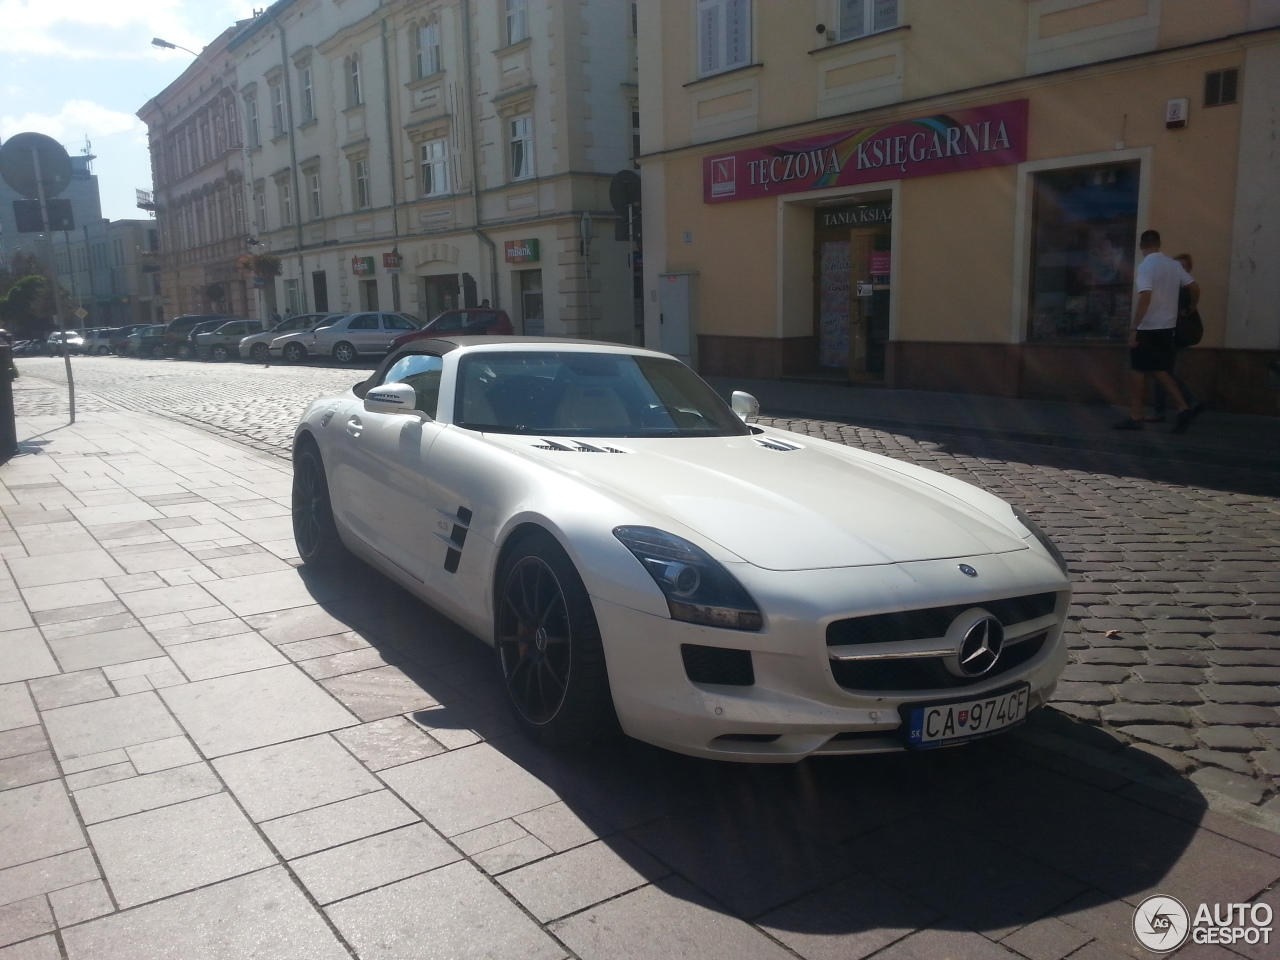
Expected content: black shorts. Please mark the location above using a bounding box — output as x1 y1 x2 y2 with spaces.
1130 328 1177 373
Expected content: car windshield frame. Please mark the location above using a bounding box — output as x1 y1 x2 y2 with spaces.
453 350 751 438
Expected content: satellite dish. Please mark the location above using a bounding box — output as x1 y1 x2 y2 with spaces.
609 169 641 215
0 132 73 200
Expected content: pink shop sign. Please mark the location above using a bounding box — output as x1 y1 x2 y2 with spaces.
704 99 1028 204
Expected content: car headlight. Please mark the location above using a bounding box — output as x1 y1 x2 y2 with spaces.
613 526 763 631
1013 507 1068 574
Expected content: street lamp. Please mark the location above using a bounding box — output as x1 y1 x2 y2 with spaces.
151 38 200 56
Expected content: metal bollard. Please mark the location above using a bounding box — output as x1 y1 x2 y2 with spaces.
0 343 16 461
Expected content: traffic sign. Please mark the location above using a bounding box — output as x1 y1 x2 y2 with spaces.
0 133 73 200
74 308 88 321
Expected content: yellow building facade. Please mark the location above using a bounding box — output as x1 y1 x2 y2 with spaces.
638 0 1280 413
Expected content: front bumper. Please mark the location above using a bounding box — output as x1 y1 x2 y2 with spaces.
592 552 1069 762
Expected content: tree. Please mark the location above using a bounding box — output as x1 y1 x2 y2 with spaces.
0 275 56 339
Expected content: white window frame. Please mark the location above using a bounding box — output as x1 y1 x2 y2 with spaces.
506 0 529 46
353 158 371 209
348 55 363 107
299 64 314 121
420 138 450 197
838 0 899 43
416 21 442 78
307 170 322 219
270 82 285 137
278 178 293 226
245 96 260 147
696 0 751 78
508 115 534 181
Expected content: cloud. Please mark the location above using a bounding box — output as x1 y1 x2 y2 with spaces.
1 100 146 150
0 0 259 60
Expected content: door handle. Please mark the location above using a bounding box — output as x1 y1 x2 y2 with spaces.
346 416 362 437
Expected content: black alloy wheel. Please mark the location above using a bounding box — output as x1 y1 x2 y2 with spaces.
283 342 307 363
249 342 270 362
149 344 165 359
211 344 229 362
495 532 616 745
291 444 345 567
332 341 358 364
176 342 193 360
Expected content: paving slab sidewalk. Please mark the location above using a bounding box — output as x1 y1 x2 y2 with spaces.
2 410 1278 960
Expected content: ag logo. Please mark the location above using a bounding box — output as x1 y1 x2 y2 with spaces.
1133 895 1190 953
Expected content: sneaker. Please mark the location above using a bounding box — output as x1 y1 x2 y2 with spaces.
1112 418 1144 430
1171 402 1206 434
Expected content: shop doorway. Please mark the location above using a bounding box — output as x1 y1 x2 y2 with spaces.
359 279 379 311
814 203 892 379
518 269 544 335
420 274 459 321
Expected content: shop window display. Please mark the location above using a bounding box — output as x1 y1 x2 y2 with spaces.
1029 162 1139 341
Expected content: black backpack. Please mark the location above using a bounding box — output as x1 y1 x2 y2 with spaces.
1175 306 1203 349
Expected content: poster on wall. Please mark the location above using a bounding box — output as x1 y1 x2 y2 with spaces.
819 240 851 368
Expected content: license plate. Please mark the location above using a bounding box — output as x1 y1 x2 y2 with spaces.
904 683 1030 749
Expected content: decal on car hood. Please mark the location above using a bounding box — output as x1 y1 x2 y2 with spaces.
498 434 1027 571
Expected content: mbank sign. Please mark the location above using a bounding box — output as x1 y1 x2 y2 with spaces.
505 239 540 263
705 99 1028 203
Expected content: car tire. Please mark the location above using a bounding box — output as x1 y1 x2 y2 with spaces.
332 341 358 364
176 343 193 360
283 342 307 363
211 345 229 362
97 346 110 356
249 343 270 362
291 443 346 568
495 531 617 746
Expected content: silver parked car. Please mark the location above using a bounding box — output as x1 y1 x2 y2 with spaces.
239 313 340 363
196 320 264 361
270 311 420 363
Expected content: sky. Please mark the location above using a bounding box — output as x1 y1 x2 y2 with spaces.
0 0 259 222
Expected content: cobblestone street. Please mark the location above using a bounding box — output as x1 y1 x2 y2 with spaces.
13 354 1280 814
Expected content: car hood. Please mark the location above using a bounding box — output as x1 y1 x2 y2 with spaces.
488 433 1027 571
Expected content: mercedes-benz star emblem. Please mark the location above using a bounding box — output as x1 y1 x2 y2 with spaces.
958 564 978 577
956 617 1004 677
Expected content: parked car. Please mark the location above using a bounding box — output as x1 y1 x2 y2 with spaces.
82 328 119 355
46 330 85 355
271 311 420 363
291 337 1071 759
239 313 339 363
171 319 227 360
388 308 513 351
163 314 234 359
122 325 168 358
195 320 264 361
109 324 149 355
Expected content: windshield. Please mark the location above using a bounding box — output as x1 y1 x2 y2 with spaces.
455 351 750 438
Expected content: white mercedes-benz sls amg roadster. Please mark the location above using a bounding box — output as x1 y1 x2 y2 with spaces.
292 337 1070 761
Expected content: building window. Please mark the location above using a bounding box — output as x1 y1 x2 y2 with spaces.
270 82 285 137
1204 68 1239 107
347 55 363 107
506 0 529 45
1028 162 1140 342
254 183 267 231
353 158 371 208
284 279 302 315
631 108 641 167
278 179 293 226
420 138 450 197
415 20 442 78
697 0 750 77
299 64 314 121
508 115 534 181
307 170 322 219
245 97 260 147
838 0 898 42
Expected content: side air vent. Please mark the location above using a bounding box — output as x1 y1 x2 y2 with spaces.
681 644 755 686
753 437 803 452
531 439 629 454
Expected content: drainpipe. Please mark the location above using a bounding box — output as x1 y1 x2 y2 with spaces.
265 4 307 312
380 10 402 312
461 0 499 307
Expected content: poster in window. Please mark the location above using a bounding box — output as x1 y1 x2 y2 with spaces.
819 241 850 368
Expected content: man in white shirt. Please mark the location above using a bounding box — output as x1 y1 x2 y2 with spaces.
1114 229 1204 433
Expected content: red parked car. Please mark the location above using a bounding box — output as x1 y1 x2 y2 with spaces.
387 308 513 350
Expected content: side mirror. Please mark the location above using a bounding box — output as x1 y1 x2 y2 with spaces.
364 382 422 416
730 391 760 421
